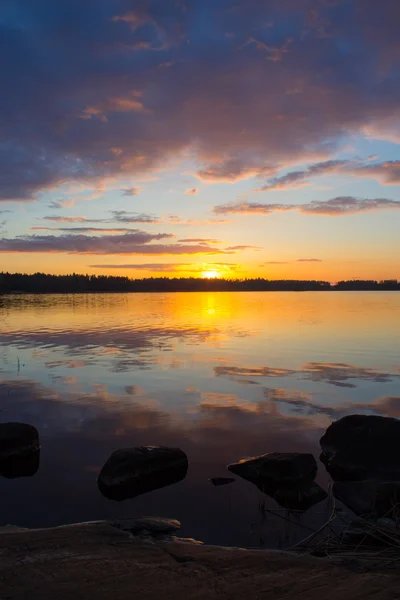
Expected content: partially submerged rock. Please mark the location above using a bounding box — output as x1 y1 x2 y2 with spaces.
0 423 40 478
0 450 40 479
320 414 400 481
98 446 188 501
209 477 236 487
0 423 39 460
333 481 400 519
228 452 324 512
228 452 317 487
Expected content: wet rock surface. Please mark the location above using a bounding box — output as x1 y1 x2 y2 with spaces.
320 415 400 482
113 516 181 537
228 452 324 511
98 446 188 501
1 521 400 600
228 452 317 487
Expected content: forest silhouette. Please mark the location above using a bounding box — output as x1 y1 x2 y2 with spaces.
1 272 399 293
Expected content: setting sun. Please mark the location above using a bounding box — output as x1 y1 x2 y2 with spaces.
201 270 219 279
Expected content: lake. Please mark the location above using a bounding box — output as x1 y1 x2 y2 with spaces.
0 291 399 548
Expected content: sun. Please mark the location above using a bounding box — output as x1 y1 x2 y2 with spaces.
201 269 219 279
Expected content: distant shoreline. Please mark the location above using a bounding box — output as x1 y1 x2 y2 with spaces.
1 272 399 294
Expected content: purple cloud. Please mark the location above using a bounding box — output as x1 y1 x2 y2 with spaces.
256 159 400 192
0 232 233 255
31 227 142 234
1 0 399 201
89 263 191 271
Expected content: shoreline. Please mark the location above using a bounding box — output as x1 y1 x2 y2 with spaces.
1 519 400 599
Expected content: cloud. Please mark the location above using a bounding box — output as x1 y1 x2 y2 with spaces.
185 188 198 195
264 387 400 419
40 211 162 225
256 159 353 192
215 362 399 388
48 199 75 209
255 159 400 192
0 232 172 254
262 261 290 265
225 245 261 251
41 215 103 223
214 202 293 215
0 232 234 255
178 238 222 244
196 160 275 183
121 187 140 196
31 227 142 234
301 197 400 215
296 258 322 262
167 216 231 226
1 1 400 202
90 263 192 271
111 210 161 223
214 197 400 216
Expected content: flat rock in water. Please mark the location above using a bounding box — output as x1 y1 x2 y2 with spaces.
228 452 317 487
98 446 188 501
320 414 400 481
334 480 400 518
0 423 39 462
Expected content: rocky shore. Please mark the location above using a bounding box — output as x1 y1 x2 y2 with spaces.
2 518 400 600
3 414 400 597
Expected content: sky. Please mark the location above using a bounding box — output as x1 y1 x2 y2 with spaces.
0 0 399 282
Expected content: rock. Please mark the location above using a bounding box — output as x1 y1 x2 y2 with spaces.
268 482 327 512
228 452 317 487
0 423 40 461
333 480 400 518
320 414 400 481
98 446 188 501
0 450 40 479
113 517 181 536
209 477 236 487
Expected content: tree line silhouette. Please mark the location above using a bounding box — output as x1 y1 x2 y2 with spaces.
0 272 399 293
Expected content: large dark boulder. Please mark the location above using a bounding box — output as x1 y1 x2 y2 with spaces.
333 481 400 518
228 452 317 487
228 452 325 512
320 414 400 481
98 446 188 501
0 422 39 459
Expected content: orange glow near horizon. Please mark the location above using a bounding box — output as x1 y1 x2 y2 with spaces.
201 269 220 279
2 253 399 283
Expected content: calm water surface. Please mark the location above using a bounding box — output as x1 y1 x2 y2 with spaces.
0 292 399 547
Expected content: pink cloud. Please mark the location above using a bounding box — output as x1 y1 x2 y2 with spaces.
185 188 198 195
